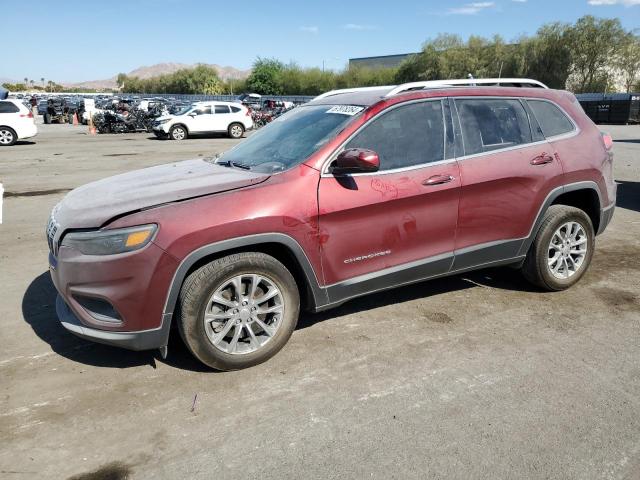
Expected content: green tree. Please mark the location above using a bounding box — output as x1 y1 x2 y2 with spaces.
615 34 640 92
566 15 627 92
246 58 285 95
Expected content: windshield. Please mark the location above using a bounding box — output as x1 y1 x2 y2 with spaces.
219 105 361 173
173 105 193 116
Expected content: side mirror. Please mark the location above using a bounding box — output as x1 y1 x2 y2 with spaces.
332 148 380 174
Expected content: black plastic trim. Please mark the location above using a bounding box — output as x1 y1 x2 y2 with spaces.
57 295 172 351
162 233 328 317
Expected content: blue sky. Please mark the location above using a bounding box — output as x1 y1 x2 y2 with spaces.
2 0 639 82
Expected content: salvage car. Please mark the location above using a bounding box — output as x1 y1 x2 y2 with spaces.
47 78 616 370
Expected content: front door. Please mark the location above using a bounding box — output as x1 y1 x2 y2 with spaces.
318 99 460 303
187 106 213 133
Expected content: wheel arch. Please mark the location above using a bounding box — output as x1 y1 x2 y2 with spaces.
518 181 603 256
163 234 327 321
170 123 189 134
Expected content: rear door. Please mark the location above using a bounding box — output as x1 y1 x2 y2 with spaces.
452 97 563 269
212 105 232 131
318 99 460 301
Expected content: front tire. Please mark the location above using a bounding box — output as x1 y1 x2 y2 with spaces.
228 122 244 139
521 205 595 291
178 252 300 371
170 125 187 140
0 127 17 146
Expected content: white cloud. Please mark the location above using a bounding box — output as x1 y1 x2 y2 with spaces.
588 0 640 5
342 23 377 30
512 0 527 3
447 2 495 14
299 26 319 34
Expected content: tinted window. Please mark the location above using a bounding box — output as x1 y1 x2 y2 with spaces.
527 100 574 138
215 105 231 114
231 106 241 113
456 98 532 155
194 106 211 115
345 101 445 170
0 102 19 113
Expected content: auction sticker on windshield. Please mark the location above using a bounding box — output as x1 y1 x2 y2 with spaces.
326 105 364 115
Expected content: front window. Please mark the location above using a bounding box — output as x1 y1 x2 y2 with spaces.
219 105 360 173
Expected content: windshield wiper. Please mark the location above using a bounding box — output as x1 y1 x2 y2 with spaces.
216 158 252 170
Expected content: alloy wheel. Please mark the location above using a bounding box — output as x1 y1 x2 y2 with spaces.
547 221 588 279
203 274 284 355
172 127 185 140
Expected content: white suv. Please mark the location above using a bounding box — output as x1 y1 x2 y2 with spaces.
0 99 38 146
153 101 253 140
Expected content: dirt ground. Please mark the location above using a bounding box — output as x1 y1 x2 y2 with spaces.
0 121 639 479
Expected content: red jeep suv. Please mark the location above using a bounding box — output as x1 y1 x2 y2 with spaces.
47 79 616 370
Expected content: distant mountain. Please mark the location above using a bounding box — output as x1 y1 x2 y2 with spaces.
66 63 251 90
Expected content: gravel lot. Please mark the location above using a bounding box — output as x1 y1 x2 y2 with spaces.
0 121 639 479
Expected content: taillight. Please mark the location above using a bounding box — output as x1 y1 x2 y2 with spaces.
601 132 613 151
245 108 251 116
20 111 34 118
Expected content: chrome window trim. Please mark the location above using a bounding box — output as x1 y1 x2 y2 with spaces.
320 95 581 178
320 98 448 177
452 96 580 158
525 98 579 141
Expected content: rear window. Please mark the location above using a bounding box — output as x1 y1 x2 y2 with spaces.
214 105 231 114
527 100 574 138
0 102 19 113
456 98 532 155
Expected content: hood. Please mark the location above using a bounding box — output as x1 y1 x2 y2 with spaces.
55 158 270 228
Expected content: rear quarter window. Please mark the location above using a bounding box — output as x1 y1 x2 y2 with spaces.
231 106 241 113
527 100 575 138
215 105 231 114
0 102 19 113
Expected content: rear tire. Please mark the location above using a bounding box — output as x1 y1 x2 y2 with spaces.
178 252 300 371
170 125 187 140
0 126 17 146
228 122 244 139
521 205 595 291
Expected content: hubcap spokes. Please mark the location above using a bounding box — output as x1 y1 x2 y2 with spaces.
0 131 12 144
547 221 587 279
203 274 284 354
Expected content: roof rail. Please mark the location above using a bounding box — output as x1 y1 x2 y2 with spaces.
313 86 394 101
384 78 549 97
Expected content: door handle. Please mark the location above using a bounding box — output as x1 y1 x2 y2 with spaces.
422 174 454 186
530 153 554 165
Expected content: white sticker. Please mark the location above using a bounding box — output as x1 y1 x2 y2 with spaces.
326 105 364 116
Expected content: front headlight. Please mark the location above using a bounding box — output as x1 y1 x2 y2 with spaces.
156 118 171 124
61 224 157 255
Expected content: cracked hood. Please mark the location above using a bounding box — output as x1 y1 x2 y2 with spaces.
55 158 270 228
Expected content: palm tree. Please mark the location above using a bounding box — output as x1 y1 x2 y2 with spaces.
47 80 53 92
23 77 28 89
29 79 34 89
41 77 45 88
